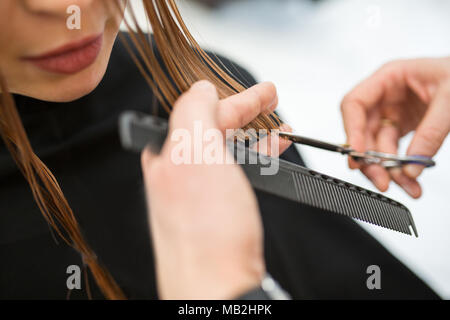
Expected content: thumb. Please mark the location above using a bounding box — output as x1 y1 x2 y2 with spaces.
404 82 450 179
170 80 220 134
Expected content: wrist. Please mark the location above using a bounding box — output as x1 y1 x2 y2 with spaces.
155 220 265 300
158 244 265 300
237 274 292 300
178 258 266 300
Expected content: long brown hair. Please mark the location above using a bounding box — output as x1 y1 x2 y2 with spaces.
0 0 280 299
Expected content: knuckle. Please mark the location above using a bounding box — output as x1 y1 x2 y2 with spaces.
378 60 408 79
380 59 403 71
379 60 404 79
383 60 398 68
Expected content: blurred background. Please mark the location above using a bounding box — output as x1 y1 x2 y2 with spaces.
125 0 450 298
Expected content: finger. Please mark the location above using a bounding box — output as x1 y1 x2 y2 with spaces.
341 71 386 169
376 124 399 160
374 121 423 198
342 101 367 170
161 81 221 161
217 82 278 131
375 123 421 197
341 63 402 169
404 81 450 179
253 123 293 156
389 168 422 198
360 131 390 192
170 80 220 134
374 124 401 189
361 165 390 192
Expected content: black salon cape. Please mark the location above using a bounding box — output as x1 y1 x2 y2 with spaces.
0 33 438 299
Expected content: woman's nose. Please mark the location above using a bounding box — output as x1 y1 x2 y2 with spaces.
22 0 95 18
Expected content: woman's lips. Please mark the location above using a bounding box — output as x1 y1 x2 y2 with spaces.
23 33 103 74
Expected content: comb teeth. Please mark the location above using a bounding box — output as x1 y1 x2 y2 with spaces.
280 167 417 237
241 157 417 236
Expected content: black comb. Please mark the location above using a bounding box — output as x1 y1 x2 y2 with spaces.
119 111 418 237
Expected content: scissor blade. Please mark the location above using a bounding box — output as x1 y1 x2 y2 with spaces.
279 132 352 154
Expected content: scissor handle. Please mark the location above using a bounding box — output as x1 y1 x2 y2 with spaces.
399 155 436 167
356 151 436 168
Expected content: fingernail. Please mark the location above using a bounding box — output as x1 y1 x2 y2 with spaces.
404 164 423 179
191 80 215 91
374 176 389 192
402 183 419 198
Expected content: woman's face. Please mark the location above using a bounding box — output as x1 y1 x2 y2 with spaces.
0 0 124 102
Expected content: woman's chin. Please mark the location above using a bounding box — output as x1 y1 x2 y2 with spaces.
13 54 110 103
42 74 105 103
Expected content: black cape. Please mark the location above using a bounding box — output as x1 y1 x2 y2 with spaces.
0 34 438 299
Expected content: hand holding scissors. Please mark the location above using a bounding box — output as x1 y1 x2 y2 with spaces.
340 57 450 198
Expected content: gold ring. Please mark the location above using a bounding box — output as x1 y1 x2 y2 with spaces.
381 118 399 128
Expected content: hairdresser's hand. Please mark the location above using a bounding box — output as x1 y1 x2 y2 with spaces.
217 81 292 156
341 57 450 198
141 81 265 300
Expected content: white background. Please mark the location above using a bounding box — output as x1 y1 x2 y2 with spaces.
126 0 450 298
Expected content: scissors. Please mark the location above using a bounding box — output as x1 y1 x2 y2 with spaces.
278 132 436 169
